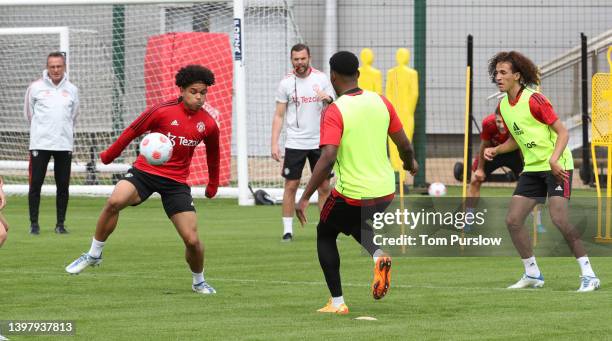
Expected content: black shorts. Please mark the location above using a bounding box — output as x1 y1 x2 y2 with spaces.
282 148 332 180
472 149 523 178
513 170 573 200
123 167 195 218
319 192 393 236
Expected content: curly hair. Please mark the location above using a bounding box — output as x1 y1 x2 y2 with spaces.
175 64 215 88
488 51 540 87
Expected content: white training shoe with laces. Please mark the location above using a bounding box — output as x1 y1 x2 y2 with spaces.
192 281 217 294
507 273 545 289
65 253 102 274
577 276 600 292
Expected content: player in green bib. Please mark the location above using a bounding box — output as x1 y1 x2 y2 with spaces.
484 51 599 292
295 51 418 314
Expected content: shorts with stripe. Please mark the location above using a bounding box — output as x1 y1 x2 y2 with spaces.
123 167 195 218
513 170 572 200
319 191 393 236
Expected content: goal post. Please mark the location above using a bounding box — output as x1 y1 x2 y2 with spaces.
0 26 69 69
0 0 304 204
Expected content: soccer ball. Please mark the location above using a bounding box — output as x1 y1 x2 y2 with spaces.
428 182 447 196
139 132 173 165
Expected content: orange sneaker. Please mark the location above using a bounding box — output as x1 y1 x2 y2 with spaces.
372 256 391 300
316 298 349 315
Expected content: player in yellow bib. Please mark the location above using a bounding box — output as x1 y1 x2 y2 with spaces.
295 51 418 314
484 51 599 292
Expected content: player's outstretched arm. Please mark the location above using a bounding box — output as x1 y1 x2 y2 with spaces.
474 140 492 181
389 130 418 176
271 102 287 162
484 135 518 161
204 122 220 198
100 108 158 164
296 145 337 226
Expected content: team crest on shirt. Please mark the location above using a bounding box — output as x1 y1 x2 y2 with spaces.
196 121 205 133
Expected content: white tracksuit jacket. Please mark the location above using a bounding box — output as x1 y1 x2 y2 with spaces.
24 70 79 151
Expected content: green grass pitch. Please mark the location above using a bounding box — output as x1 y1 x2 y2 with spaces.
1 188 611 340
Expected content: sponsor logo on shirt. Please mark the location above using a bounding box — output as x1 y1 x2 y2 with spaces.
293 96 320 104
171 120 179 126
167 132 199 147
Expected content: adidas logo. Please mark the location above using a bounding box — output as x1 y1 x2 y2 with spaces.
512 122 524 135
555 185 563 191
171 120 179 126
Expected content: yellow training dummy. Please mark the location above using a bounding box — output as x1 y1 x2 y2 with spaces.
386 48 419 171
358 48 382 95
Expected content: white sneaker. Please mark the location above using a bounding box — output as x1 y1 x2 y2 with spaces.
577 276 600 292
65 253 102 274
192 281 216 294
507 273 545 289
0 334 9 340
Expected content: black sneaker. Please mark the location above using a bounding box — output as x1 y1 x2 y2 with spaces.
281 233 293 242
30 224 40 235
55 225 69 234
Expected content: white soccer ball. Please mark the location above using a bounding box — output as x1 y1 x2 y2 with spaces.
139 132 173 165
428 182 447 197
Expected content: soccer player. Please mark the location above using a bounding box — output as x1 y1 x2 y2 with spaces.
467 112 545 232
24 51 79 235
484 51 600 292
296 51 418 314
0 176 8 248
271 43 336 242
65 65 220 294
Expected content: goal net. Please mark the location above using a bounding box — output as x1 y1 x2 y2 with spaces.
0 0 300 197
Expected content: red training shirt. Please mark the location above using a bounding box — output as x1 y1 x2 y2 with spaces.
480 113 509 147
101 98 220 184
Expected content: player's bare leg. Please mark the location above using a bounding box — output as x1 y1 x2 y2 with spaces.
281 179 300 241
467 177 482 198
506 195 544 289
65 180 141 274
0 213 8 247
95 181 141 241
171 211 215 294
464 177 483 230
547 196 599 291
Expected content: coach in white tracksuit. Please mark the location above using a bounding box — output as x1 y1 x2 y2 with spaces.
271 44 336 241
24 51 79 235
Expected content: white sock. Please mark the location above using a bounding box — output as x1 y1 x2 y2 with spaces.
522 256 541 278
372 249 384 264
192 272 205 285
283 217 293 235
536 208 542 225
577 256 596 277
331 296 345 308
88 238 105 258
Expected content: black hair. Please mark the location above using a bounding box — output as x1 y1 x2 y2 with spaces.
47 51 66 65
329 51 359 76
175 64 215 88
290 43 310 57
